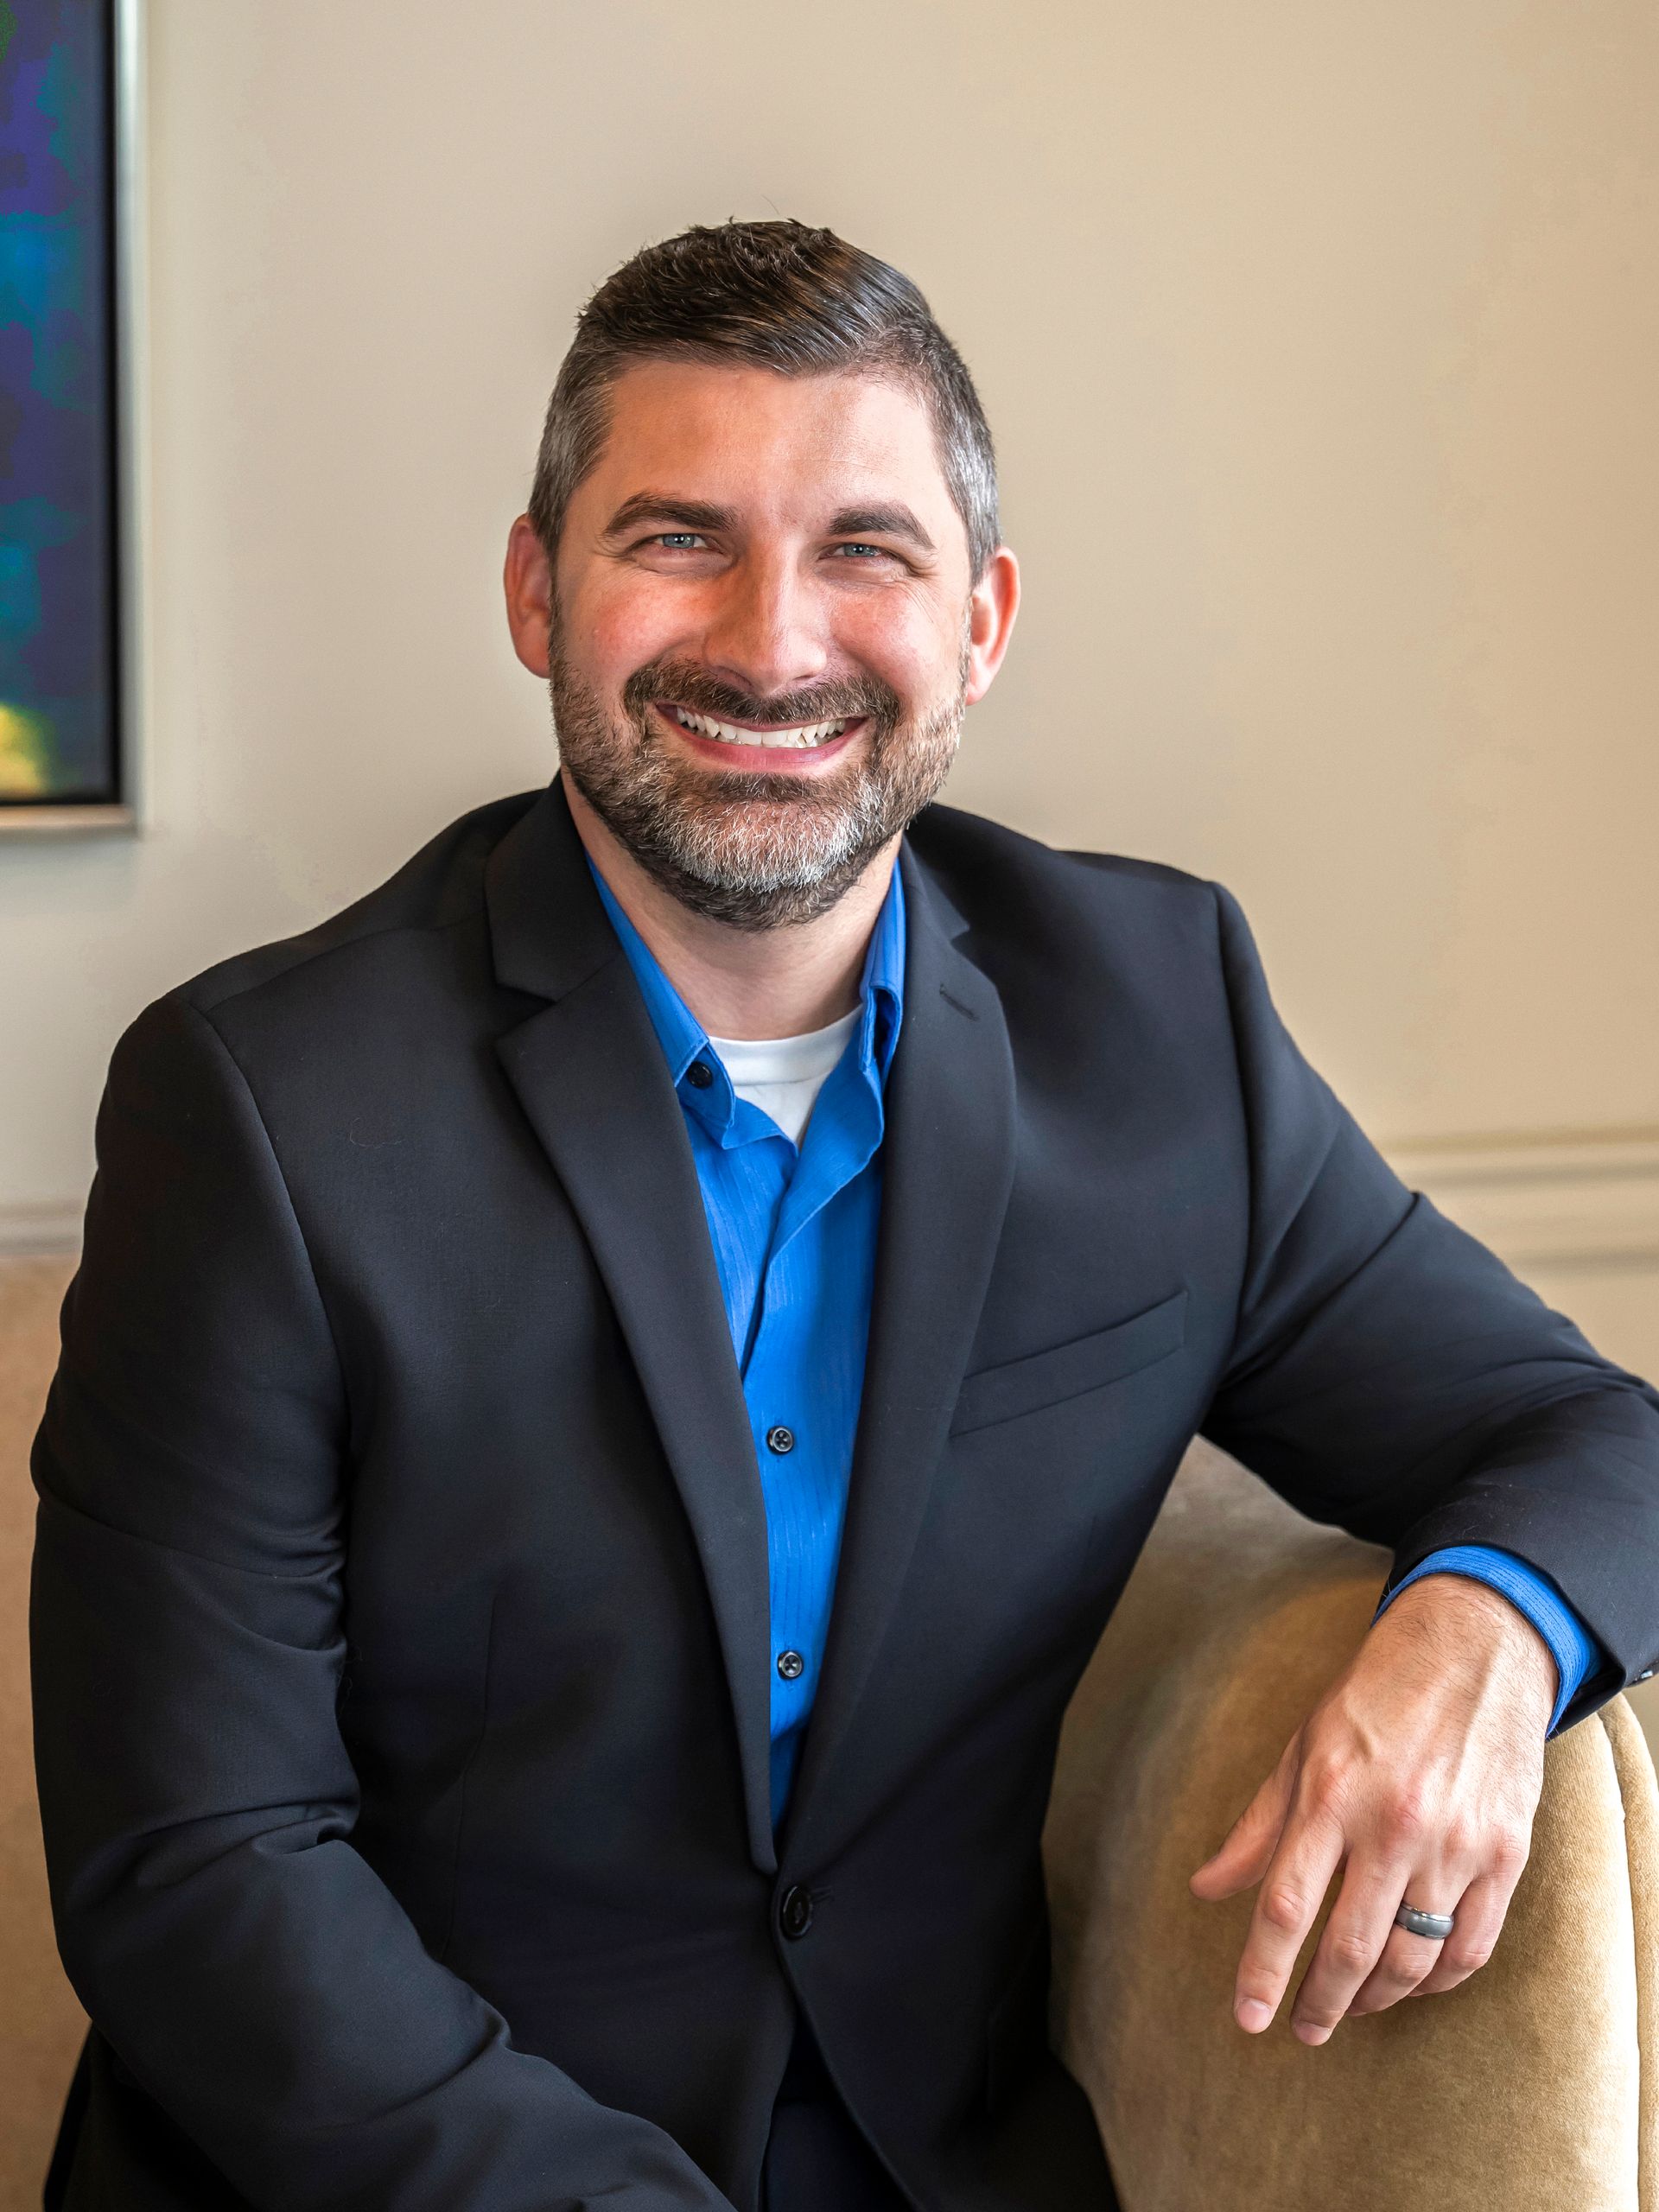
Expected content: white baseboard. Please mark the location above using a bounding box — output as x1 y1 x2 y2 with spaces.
1385 1128 1659 1273
0 1202 86 1258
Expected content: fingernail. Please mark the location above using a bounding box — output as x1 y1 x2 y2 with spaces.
1237 1999 1272 2031
1294 2020 1331 2046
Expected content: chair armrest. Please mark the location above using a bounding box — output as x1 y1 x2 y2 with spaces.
1045 1439 1659 2212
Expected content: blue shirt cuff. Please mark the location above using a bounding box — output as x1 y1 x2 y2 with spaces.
1372 1545 1601 1737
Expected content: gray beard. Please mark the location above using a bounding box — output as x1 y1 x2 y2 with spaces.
548 640 968 931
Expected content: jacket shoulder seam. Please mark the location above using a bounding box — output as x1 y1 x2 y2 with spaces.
181 907 477 1022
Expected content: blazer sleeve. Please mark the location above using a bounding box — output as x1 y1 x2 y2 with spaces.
1198 883 1659 1732
29 995 734 2212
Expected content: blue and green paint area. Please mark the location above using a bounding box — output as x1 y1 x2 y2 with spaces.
1 0 120 804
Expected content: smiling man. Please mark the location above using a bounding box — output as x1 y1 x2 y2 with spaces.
31 222 1659 2212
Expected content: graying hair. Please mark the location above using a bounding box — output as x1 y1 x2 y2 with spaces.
528 220 999 580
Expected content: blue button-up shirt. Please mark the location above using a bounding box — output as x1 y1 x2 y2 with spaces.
590 855 1600 1827
590 860 905 1824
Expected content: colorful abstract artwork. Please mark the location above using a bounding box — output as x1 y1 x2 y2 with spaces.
0 0 121 809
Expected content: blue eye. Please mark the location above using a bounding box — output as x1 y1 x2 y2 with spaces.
833 542 885 559
656 532 705 550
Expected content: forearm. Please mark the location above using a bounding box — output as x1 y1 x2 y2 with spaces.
1204 881 1659 1727
1365 1384 1659 1729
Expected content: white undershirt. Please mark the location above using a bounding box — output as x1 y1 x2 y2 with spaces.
707 1008 861 1147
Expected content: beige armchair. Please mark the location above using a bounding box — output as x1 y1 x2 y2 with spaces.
3 1255 1656 2210
2 1257 87 2212
1046 1438 1659 2212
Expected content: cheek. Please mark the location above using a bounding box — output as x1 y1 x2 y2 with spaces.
834 594 956 702
564 575 684 688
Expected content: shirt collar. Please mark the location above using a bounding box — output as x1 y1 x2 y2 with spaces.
586 852 906 1131
859 857 906 1085
587 859 707 1088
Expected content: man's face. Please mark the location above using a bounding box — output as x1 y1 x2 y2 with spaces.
505 359 1016 929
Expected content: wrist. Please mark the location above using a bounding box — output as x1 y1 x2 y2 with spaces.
1378 1572 1558 1717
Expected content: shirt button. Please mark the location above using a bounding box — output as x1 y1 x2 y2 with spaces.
777 1649 804 1681
779 1885 814 1940
766 1425 796 1455
685 1060 715 1090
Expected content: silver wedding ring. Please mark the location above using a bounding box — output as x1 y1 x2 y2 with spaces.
1395 1902 1456 1942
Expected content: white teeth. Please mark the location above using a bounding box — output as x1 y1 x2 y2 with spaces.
671 708 848 748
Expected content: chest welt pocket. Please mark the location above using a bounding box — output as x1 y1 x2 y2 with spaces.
950 1288 1188 1437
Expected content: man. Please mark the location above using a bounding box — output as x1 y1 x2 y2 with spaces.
31 220 1659 2212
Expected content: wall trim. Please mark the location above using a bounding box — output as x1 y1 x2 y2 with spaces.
0 1203 85 1258
5 1128 1657 1272
1383 1128 1659 1273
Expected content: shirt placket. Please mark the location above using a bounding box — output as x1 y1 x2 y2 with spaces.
743 1049 886 1804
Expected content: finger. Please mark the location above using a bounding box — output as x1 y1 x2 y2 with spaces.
1412 1872 1513 1996
1288 1854 1440 2044
1344 1879 1465 2016
1230 1808 1346 2034
1189 1740 1296 1901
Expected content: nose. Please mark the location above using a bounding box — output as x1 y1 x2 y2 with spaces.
697 548 830 702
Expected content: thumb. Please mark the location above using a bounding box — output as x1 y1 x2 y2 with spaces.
1188 1740 1297 1901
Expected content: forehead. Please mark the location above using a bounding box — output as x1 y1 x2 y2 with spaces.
586 358 954 524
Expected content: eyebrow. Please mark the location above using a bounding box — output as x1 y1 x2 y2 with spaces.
600 493 938 555
828 504 936 553
601 493 739 540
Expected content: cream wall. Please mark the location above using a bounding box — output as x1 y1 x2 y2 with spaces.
2 0 1656 1370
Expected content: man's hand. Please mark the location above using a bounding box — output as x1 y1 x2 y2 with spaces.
1187 1573 1557 2044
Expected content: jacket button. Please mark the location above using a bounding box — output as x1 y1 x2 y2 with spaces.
686 1060 715 1090
766 1425 796 1455
1640 1669 1655 1682
777 1649 804 1681
779 1885 814 1940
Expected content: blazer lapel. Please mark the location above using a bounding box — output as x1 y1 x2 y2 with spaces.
783 841 1018 1861
486 784 778 1872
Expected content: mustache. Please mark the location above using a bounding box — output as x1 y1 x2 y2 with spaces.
621 657 905 733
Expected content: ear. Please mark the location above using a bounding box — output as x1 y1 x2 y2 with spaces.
963 546 1020 706
504 514 556 677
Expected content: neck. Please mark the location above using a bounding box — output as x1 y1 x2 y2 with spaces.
563 770 898 1040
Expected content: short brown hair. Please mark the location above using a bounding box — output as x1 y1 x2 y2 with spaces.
528 220 999 579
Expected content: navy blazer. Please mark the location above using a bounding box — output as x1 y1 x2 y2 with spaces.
31 779 1659 2211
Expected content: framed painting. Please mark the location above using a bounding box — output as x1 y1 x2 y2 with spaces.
0 0 140 832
